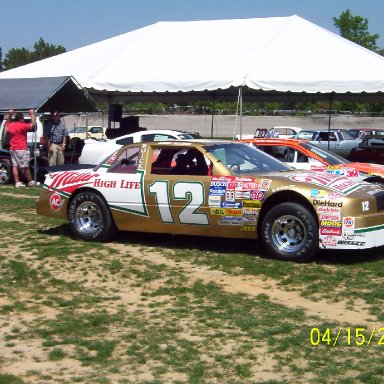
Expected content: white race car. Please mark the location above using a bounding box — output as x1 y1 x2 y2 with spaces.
78 129 200 165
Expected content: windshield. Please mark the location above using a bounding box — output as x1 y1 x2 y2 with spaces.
205 142 292 174
301 142 350 165
178 132 201 139
69 127 87 134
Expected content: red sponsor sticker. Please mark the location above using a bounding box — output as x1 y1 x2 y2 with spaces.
320 227 342 236
250 190 264 200
49 193 64 211
343 217 354 228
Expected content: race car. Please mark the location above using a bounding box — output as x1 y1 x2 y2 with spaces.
242 138 384 184
36 140 384 262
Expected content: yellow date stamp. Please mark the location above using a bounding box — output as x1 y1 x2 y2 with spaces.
310 327 384 346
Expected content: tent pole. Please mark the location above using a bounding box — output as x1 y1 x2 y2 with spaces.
327 94 334 151
210 99 215 138
33 112 37 183
239 87 243 140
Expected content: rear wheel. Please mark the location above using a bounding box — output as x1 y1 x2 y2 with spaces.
0 160 11 184
261 202 318 262
68 191 116 241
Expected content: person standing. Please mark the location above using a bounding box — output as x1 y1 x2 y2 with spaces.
46 111 68 166
6 109 38 187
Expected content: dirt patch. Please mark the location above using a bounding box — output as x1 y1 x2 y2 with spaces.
108 243 377 326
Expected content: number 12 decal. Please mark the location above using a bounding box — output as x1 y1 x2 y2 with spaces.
149 181 209 225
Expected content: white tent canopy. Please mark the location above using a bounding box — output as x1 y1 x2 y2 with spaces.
2 15 384 102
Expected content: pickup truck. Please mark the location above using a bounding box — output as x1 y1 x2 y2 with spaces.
293 129 361 158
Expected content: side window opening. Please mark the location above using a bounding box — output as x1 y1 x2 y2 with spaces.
107 146 140 173
151 148 211 176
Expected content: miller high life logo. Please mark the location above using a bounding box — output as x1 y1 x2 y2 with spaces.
48 171 100 193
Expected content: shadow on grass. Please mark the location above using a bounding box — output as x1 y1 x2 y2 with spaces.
39 224 384 265
39 223 265 256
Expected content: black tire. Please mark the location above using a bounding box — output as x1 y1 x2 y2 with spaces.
261 202 318 262
29 160 47 182
0 160 11 184
68 191 116 241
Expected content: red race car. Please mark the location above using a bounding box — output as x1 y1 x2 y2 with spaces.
241 138 384 184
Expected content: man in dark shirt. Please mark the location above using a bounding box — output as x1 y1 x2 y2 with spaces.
46 111 68 166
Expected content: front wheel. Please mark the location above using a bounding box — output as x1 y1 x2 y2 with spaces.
261 203 318 262
0 160 11 184
68 191 116 241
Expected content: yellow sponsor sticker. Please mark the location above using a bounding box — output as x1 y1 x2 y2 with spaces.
210 208 226 215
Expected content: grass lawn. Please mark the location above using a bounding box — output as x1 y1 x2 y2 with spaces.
1 184 384 383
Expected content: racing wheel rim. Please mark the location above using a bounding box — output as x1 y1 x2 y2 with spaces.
75 201 102 234
270 214 307 253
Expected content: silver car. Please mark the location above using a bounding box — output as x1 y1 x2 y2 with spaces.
294 129 361 157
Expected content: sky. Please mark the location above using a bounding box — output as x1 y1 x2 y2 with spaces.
2 0 384 55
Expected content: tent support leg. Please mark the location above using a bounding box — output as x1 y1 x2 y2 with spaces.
210 99 215 138
327 94 334 151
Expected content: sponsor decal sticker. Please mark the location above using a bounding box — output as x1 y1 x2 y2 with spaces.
317 206 341 214
208 195 221 207
342 217 355 235
313 199 343 208
218 217 243 226
320 213 341 221
242 200 262 208
322 236 337 247
310 189 326 199
320 220 342 227
48 171 99 193
250 190 264 200
289 173 363 194
240 226 256 232
320 227 342 236
210 208 226 215
49 193 64 211
258 179 271 191
235 191 250 199
221 201 242 208
225 208 243 216
225 190 235 201
337 240 366 246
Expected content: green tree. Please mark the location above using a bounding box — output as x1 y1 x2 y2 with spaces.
333 9 383 54
2 47 31 70
2 38 66 71
31 38 66 61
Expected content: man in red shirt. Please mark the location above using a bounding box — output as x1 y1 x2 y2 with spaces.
6 109 38 187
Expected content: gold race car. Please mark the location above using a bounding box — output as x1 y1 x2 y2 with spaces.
36 140 384 261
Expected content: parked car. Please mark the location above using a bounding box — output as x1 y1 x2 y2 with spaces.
68 126 107 141
236 126 302 140
293 129 361 157
36 140 384 262
78 129 201 165
347 134 384 164
242 138 384 184
347 128 384 140
0 149 12 184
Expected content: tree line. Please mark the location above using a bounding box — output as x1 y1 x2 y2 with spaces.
1 10 384 115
